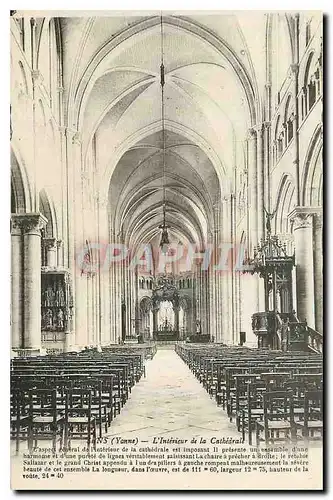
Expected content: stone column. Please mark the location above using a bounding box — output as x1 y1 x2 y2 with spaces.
220 199 229 344
247 128 260 320
256 124 265 240
97 205 111 346
214 203 223 343
289 207 317 327
208 232 216 342
153 309 157 336
248 128 258 246
75 272 88 348
43 238 57 267
174 305 179 335
114 234 122 342
56 240 63 267
313 212 323 333
13 214 47 351
11 217 23 349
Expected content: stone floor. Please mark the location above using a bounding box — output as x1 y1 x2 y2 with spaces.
106 348 241 440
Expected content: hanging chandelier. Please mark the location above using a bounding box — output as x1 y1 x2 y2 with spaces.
158 14 170 255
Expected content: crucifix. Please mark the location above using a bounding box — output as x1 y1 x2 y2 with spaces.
263 206 277 235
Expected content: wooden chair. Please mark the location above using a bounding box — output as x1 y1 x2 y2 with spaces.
255 390 296 447
63 389 97 451
296 390 323 443
240 379 266 445
11 388 29 453
27 388 64 452
79 379 108 438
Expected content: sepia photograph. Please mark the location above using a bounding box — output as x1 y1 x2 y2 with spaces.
9 9 323 490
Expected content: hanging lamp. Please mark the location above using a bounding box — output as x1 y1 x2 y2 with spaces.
158 14 170 255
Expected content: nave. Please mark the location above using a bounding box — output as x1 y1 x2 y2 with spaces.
10 10 324 490
11 12 323 355
99 348 240 441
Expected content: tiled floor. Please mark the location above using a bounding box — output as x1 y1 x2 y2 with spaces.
106 348 241 440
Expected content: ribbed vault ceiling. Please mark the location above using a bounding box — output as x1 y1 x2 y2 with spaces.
61 14 264 252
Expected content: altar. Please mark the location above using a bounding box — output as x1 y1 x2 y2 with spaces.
154 318 179 341
151 278 180 341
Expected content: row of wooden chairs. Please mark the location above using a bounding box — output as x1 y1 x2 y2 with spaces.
176 343 323 447
11 344 156 453
11 387 98 452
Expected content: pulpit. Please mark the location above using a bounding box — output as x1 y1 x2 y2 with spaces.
245 212 295 349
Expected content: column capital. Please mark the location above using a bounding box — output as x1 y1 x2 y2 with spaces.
71 132 81 145
43 237 58 251
58 125 67 136
288 207 321 231
11 213 48 235
31 69 42 82
255 123 265 136
66 128 81 145
289 112 296 122
247 127 257 140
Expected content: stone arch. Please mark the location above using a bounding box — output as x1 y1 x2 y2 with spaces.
267 13 294 104
301 50 316 88
179 294 191 333
139 296 152 337
302 125 323 207
39 188 58 238
37 98 47 127
140 296 152 313
17 60 29 96
300 50 321 118
284 93 295 144
10 144 33 213
274 174 296 236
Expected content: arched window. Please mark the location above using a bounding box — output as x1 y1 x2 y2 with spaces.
303 51 320 118
308 76 316 110
284 95 295 145
278 131 284 158
273 116 282 163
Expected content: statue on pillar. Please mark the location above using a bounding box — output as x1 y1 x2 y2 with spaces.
56 283 65 306
263 206 277 235
43 286 54 307
56 309 64 330
42 308 53 330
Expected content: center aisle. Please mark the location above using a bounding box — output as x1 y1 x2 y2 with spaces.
107 348 241 440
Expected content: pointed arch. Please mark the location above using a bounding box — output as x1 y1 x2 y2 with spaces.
274 173 296 234
10 144 33 213
39 188 58 238
302 125 323 207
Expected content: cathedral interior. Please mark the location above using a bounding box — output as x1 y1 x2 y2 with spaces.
10 11 324 465
11 12 323 354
